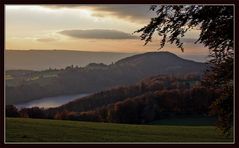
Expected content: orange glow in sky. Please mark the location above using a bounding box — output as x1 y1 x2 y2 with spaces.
5 5 209 58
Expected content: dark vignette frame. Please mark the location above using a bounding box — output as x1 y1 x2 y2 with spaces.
0 0 238 148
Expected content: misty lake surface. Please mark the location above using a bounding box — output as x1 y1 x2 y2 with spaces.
15 94 89 109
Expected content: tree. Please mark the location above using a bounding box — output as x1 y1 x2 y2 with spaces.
19 107 46 119
135 5 233 136
135 5 233 61
203 57 233 136
6 105 20 117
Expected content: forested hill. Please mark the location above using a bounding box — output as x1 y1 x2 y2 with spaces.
6 52 207 104
115 52 205 76
54 74 203 113
31 74 219 124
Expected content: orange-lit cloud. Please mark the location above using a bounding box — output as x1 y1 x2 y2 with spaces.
5 4 210 62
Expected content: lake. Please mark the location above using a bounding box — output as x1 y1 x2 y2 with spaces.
15 94 89 109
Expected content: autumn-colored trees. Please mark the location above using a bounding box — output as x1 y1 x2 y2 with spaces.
6 75 222 126
49 86 218 124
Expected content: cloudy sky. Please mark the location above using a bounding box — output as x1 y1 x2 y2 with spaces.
5 4 209 60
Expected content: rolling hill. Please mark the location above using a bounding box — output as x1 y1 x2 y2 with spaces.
6 51 207 104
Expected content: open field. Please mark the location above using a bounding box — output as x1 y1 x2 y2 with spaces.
149 117 218 126
6 118 233 143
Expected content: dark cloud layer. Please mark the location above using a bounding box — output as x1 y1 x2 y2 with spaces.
43 5 155 23
59 29 138 40
89 5 154 23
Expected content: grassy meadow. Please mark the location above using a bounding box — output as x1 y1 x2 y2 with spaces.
6 118 233 143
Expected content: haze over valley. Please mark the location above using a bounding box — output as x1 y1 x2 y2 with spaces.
5 50 136 70
6 51 206 105
5 49 208 71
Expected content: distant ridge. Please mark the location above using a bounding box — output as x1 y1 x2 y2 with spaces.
6 51 206 104
5 50 136 70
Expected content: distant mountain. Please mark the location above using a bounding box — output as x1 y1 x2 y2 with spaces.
6 51 207 104
5 50 136 70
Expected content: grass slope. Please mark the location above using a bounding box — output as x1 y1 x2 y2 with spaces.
6 118 233 143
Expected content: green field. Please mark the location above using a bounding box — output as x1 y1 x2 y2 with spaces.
149 117 218 126
6 118 233 143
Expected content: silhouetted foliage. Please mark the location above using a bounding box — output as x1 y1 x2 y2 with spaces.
135 5 233 136
203 57 233 136
209 84 233 137
135 5 233 63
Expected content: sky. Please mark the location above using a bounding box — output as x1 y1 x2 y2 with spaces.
5 4 210 61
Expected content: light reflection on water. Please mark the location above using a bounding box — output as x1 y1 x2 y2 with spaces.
15 94 88 109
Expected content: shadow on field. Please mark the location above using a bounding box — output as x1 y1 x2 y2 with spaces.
149 117 217 126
